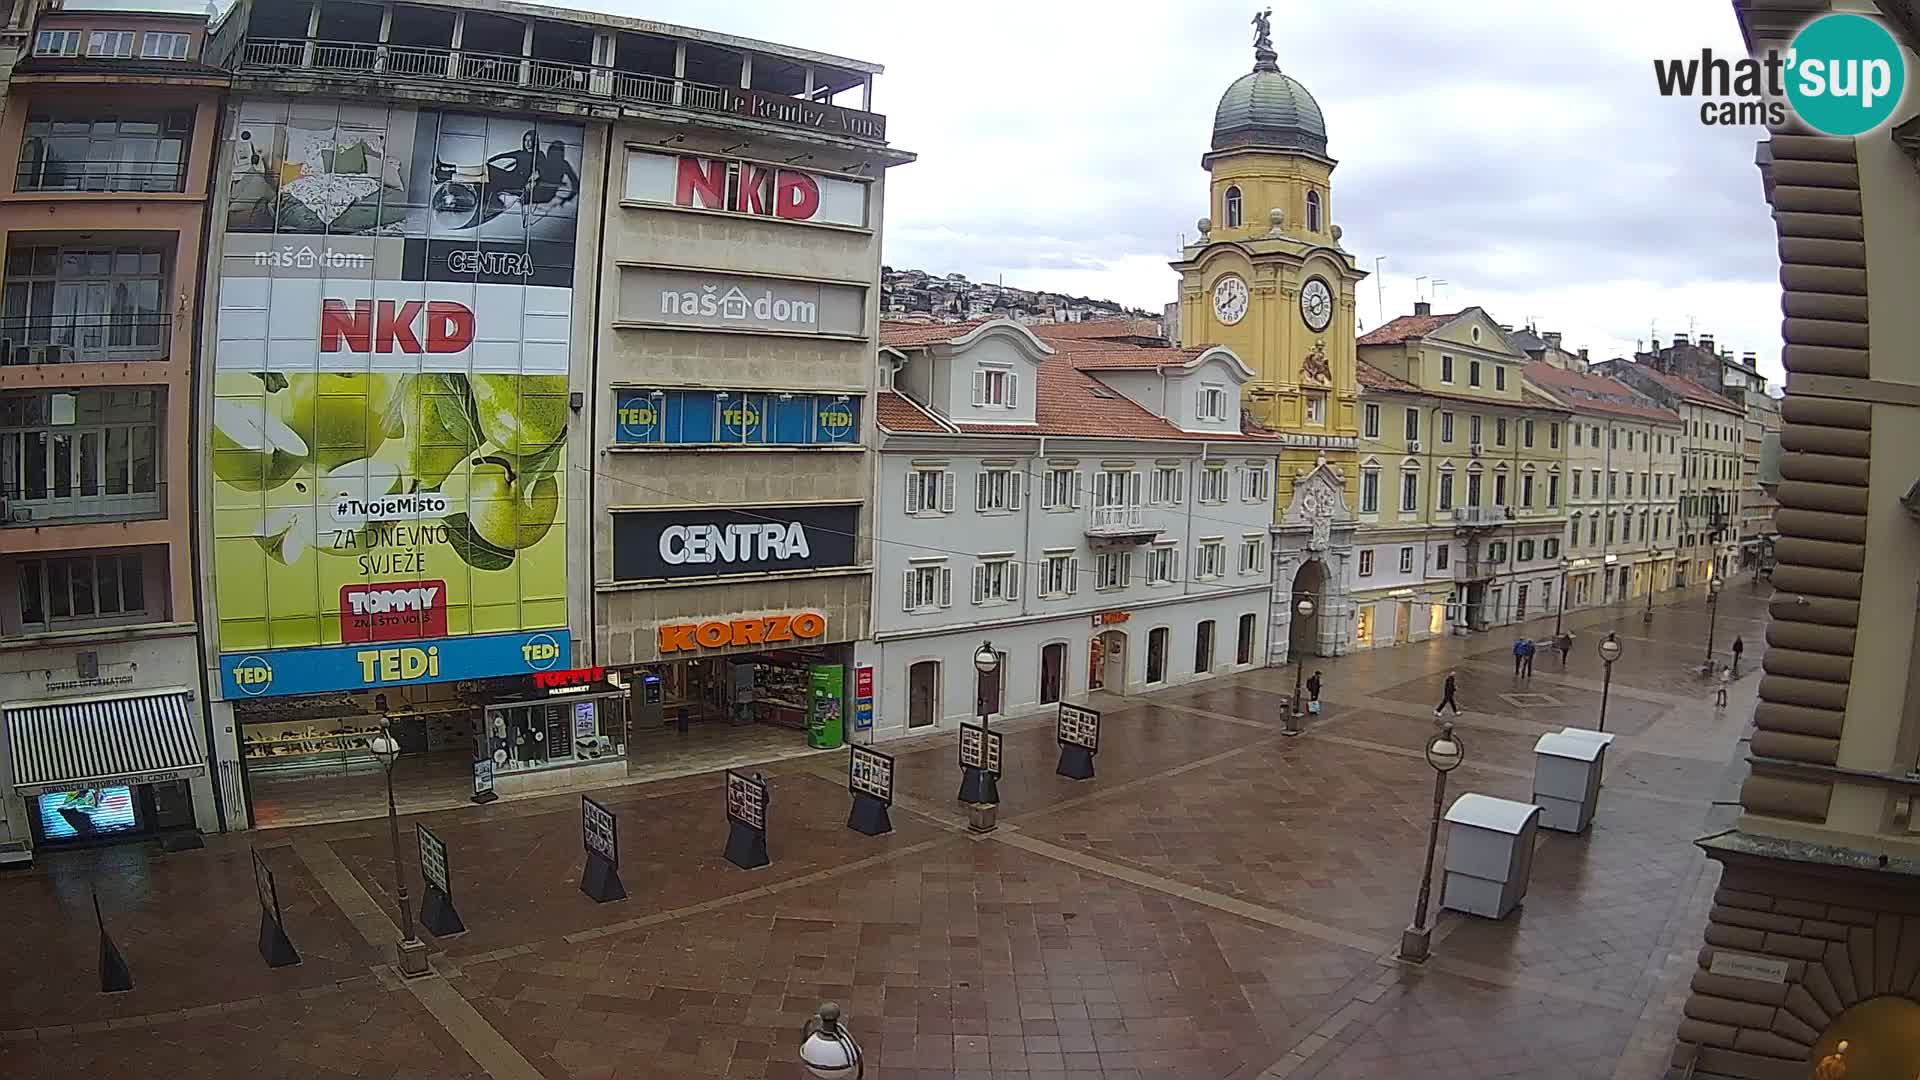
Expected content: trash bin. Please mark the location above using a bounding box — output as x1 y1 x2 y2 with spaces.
1440 794 1541 920
1532 732 1604 833
1555 727 1617 783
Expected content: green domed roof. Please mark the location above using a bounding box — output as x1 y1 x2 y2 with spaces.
1212 62 1327 155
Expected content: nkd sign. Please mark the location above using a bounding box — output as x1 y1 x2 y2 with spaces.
624 151 868 229
617 267 865 337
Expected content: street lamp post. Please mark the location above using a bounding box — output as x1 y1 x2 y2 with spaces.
967 641 1000 811
1553 558 1569 638
1643 552 1658 624
1398 721 1465 964
1283 595 1315 737
1597 632 1623 733
367 723 430 978
800 1002 863 1079
1702 576 1724 675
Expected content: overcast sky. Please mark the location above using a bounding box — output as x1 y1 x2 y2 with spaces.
588 0 1784 376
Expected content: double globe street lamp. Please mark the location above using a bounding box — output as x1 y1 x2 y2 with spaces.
1284 595 1316 736
367 720 430 978
1399 721 1465 964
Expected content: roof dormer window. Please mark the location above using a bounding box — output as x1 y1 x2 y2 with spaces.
1197 383 1228 422
1224 185 1243 229
973 365 1017 409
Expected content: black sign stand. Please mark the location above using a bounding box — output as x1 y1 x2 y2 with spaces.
471 759 498 805
252 848 301 968
957 721 1001 804
579 796 626 903
1055 703 1101 781
93 890 131 993
846 745 894 836
416 824 466 937
724 770 770 869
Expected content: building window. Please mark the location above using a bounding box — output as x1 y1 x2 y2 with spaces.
904 468 952 515
1523 419 1535 448
1150 465 1182 506
1610 428 1619 449
1400 470 1418 513
1606 516 1616 544
1548 473 1560 507
1572 424 1581 448
975 466 1022 512
1146 544 1180 585
1 389 162 522
973 366 1017 408
1435 545 1450 570
972 555 1020 605
903 562 952 612
1197 384 1228 421
1363 403 1380 439
1042 467 1079 510
1224 185 1243 228
1359 469 1379 513
1625 473 1633 497
1304 393 1326 424
1040 551 1077 597
1404 408 1419 442
1438 471 1454 510
1608 471 1618 497
3 242 172 359
1399 546 1415 574
1521 474 1534 507
86 30 136 58
1469 360 1482 387
1571 468 1582 497
17 552 148 628
1469 415 1482 445
1495 417 1508 447
1305 189 1322 232
1195 539 1226 579
1440 355 1454 383
1240 534 1266 573
139 31 191 60
1545 538 1560 559
1589 517 1599 545
1467 472 1483 507
1518 539 1535 562
1095 551 1131 590
1495 365 1507 391
1549 423 1560 449
1240 464 1270 502
1199 465 1229 503
1358 549 1375 576
1494 472 1508 505
1488 540 1508 563
1440 411 1454 443
33 29 82 56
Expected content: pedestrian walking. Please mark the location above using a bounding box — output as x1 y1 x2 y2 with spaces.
1715 666 1731 708
1512 638 1527 677
1435 670 1462 717
1731 636 1745 677
1521 638 1536 677
1306 670 1323 715
1556 632 1573 667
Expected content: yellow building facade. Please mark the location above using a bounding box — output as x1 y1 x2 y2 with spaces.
1171 16 1366 662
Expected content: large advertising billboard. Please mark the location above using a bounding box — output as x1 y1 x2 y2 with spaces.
210 101 581 696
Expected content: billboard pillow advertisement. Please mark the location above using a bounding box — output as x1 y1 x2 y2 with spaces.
213 101 581 697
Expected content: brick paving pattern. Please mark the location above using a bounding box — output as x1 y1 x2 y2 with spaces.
0 587 1766 1078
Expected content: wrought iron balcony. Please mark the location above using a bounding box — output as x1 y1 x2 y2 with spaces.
1086 504 1160 544
0 314 172 364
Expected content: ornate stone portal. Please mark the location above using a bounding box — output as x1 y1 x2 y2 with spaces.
1272 457 1355 664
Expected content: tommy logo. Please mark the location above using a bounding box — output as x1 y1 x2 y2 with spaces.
339 580 449 643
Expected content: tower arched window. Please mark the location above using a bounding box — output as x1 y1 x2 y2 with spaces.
1306 190 1323 232
1224 186 1243 228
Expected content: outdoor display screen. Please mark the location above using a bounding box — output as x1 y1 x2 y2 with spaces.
35 787 138 840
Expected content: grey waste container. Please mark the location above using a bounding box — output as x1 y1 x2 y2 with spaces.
1555 726 1617 782
1533 731 1604 833
1440 794 1541 920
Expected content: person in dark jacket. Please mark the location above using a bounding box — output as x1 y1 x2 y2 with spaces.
1556 632 1574 666
1434 671 1462 717
1731 636 1745 676
1521 638 1536 677
1306 670 1323 712
1513 638 1527 676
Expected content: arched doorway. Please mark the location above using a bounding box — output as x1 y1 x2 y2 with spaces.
907 660 939 729
1039 642 1066 705
1288 559 1327 659
1088 630 1127 692
1809 996 1920 1079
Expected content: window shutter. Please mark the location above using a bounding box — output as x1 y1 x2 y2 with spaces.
1010 473 1023 510
1007 562 1020 600
972 563 986 604
939 566 952 607
1129 471 1142 506
941 470 955 512
905 472 921 514
972 368 985 406
975 471 988 511
902 569 916 612
1073 471 1083 509
1006 371 1019 409
1174 470 1184 505
1068 557 1079 595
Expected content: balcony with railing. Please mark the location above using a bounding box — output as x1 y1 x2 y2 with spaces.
232 3 887 143
1086 504 1161 544
0 313 172 365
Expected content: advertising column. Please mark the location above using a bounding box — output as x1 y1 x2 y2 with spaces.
206 101 584 812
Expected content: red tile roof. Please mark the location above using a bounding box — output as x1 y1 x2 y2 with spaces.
1522 364 1682 424
1354 361 1572 414
1055 344 1209 370
1356 311 1460 346
1029 318 1166 343
1356 361 1417 393
874 390 951 433
878 320 990 347
1624 363 1741 410
950 357 1274 441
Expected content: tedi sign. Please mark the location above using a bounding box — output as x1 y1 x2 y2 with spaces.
1653 13 1907 134
613 503 859 581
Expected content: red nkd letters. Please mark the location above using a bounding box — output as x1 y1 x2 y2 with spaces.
673 156 821 221
320 299 475 354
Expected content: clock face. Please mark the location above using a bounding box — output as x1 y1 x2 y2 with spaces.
1300 277 1334 332
1212 275 1249 326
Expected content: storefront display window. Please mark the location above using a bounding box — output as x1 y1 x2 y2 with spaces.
35 787 137 840
483 694 625 773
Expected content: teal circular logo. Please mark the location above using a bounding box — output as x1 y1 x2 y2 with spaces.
1786 14 1906 136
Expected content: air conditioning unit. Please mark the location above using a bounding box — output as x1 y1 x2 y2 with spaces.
0 498 27 524
1406 440 1423 453
1469 442 1484 457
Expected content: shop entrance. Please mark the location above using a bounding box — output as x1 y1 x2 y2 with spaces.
1039 643 1065 705
908 660 939 728
1088 630 1127 691
628 645 852 764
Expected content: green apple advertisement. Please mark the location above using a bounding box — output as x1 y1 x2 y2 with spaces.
211 101 580 674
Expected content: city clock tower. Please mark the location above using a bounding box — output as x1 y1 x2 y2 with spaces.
1171 9 1366 661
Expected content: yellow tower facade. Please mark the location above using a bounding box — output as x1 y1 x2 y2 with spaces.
1170 13 1367 662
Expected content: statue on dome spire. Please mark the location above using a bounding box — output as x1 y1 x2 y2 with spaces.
1251 8 1279 72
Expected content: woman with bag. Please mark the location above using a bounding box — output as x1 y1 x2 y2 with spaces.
1306 670 1323 715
